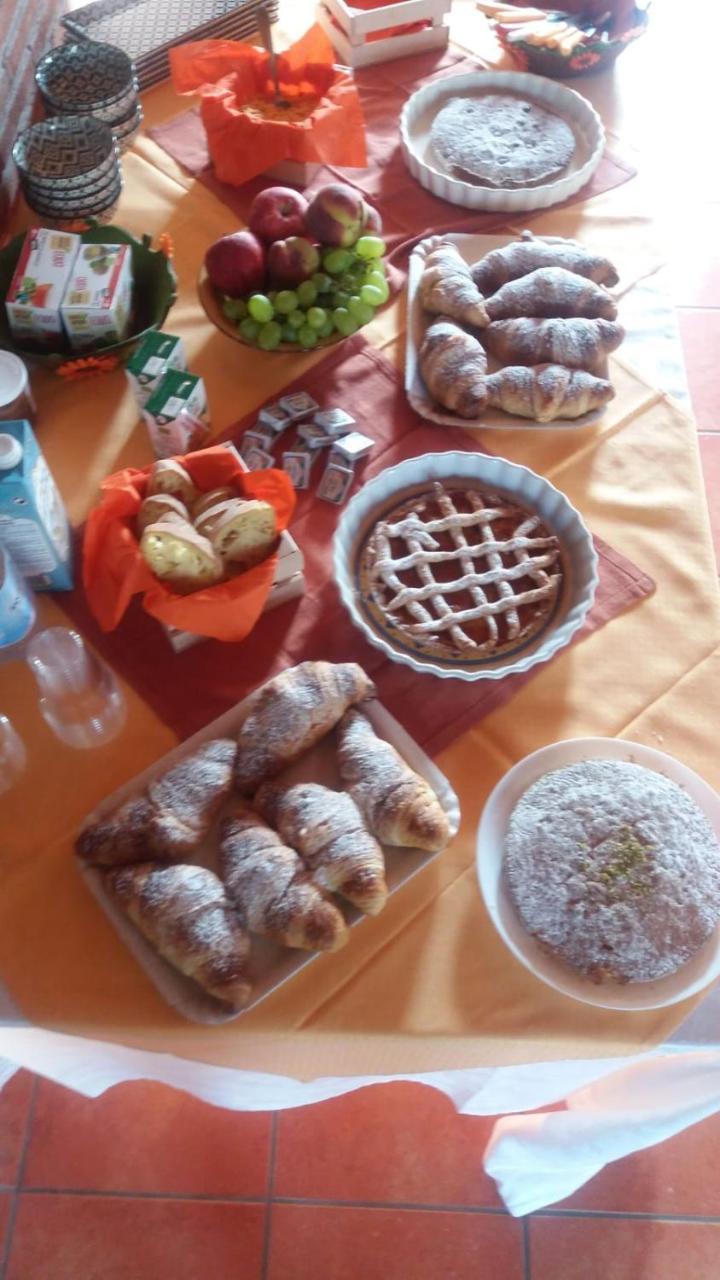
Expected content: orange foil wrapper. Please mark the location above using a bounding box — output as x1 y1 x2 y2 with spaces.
83 446 296 642
170 25 367 185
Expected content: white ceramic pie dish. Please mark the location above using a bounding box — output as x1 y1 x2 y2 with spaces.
476 737 720 1011
333 451 598 682
400 70 605 212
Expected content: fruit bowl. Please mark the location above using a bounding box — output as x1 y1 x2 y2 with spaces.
0 222 177 369
198 238 390 355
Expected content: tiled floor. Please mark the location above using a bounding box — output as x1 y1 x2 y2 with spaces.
1 1073 720 1278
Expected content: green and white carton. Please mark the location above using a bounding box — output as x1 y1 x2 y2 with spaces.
125 331 187 407
142 369 210 459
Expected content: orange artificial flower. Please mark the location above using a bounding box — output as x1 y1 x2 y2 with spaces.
57 354 121 380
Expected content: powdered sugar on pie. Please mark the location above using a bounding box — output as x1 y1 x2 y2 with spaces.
430 94 576 190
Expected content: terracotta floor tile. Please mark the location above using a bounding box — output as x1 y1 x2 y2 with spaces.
6 1194 265 1280
678 309 720 431
699 434 720 569
0 1071 34 1185
23 1080 271 1196
267 1204 523 1280
274 1083 499 1207
559 1112 720 1216
530 1215 720 1280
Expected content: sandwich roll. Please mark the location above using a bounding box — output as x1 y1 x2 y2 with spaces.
140 521 224 594
203 499 277 567
136 493 189 534
147 459 197 506
194 498 248 541
191 486 238 520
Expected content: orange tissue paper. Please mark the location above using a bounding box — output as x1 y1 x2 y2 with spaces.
83 446 296 642
169 24 367 185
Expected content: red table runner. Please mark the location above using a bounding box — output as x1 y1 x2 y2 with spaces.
148 47 637 262
59 335 655 754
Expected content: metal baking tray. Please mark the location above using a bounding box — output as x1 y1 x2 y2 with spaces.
77 687 461 1024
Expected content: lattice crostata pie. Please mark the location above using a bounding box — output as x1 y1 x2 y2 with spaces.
358 481 564 663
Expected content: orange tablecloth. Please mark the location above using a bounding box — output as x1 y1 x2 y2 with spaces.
2 16 720 1082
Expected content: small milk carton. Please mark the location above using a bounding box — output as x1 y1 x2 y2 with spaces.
142 370 210 459
60 243 133 352
0 421 73 591
5 227 81 348
125 332 187 407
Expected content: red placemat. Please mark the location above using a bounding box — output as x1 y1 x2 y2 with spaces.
58 335 655 754
147 47 637 262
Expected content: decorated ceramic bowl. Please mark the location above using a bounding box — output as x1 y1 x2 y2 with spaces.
0 223 177 368
35 42 137 117
334 451 598 682
13 117 119 192
22 177 123 221
496 3 650 80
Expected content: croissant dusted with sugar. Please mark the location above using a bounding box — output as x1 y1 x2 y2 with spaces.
220 807 348 951
482 317 625 376
234 661 375 796
103 863 252 1008
485 267 618 322
336 710 451 852
76 739 237 866
485 364 614 422
418 318 488 419
256 782 388 916
471 231 619 295
419 241 489 328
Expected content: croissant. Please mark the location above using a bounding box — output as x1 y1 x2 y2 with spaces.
418 318 489 419
471 231 619 294
103 862 252 1008
234 661 375 796
219 807 349 951
485 267 618 322
77 738 237 866
419 241 489 328
485 364 614 422
256 782 388 916
482 317 625 376
336 710 451 852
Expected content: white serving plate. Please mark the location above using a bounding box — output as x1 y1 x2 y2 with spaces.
78 684 460 1024
333 450 598 682
406 232 619 430
400 70 604 212
476 738 720 1011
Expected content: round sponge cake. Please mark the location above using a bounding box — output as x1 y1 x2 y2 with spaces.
504 759 720 984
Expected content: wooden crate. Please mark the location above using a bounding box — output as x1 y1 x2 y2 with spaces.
162 445 305 653
316 0 450 68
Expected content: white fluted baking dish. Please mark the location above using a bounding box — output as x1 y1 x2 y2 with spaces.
334 451 598 681
400 70 605 212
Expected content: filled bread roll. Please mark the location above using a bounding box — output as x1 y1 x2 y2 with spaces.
197 498 277 567
191 486 238 520
136 493 189 534
147 459 197 505
140 521 223 594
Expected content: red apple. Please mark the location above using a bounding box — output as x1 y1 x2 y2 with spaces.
361 201 383 236
306 182 365 249
205 231 265 298
248 186 309 244
268 236 320 287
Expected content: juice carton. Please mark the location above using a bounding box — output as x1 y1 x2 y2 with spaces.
60 242 133 352
0 421 73 591
5 228 81 348
125 332 187 407
142 370 210 459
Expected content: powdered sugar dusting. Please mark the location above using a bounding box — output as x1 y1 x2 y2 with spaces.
504 760 720 983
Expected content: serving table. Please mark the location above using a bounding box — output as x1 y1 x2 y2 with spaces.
1 0 719 1216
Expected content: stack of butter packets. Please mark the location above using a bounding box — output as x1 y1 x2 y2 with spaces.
239 392 374 505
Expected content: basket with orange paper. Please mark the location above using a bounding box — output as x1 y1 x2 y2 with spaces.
169 24 367 186
83 445 298 645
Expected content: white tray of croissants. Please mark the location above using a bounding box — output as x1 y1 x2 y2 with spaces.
75 661 460 1023
407 230 629 428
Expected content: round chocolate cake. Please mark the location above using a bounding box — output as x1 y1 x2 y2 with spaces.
504 759 720 983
